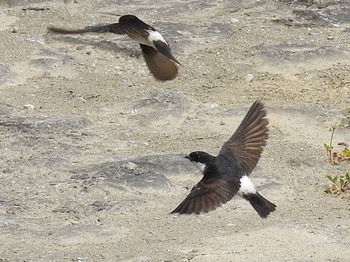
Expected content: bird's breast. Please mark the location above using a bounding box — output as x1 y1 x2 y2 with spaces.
190 161 206 173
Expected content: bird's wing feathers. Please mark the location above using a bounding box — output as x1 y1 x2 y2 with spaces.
87 23 127 34
48 22 150 36
153 41 181 65
171 178 240 214
218 101 268 175
47 23 127 35
122 26 150 39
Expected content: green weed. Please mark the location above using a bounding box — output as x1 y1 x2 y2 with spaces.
324 126 350 165
324 126 350 198
325 173 350 196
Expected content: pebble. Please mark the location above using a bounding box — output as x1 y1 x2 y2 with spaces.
23 104 35 110
245 73 254 82
123 162 138 170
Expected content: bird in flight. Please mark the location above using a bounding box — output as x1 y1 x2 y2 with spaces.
172 101 276 218
48 15 180 81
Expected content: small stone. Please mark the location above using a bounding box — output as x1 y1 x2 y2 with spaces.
2 168 13 173
123 80 133 87
71 173 90 180
91 201 108 212
245 73 254 82
26 36 45 45
23 104 35 110
123 162 138 170
76 45 85 51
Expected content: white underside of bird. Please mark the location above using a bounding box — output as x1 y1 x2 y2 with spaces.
190 161 257 197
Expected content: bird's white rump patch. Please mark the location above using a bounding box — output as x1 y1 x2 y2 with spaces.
238 175 257 196
147 30 167 44
133 30 167 48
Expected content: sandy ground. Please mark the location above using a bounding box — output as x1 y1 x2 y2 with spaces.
0 0 350 261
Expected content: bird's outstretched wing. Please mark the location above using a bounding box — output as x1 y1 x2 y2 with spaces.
218 101 268 175
153 41 181 65
47 15 152 35
48 23 121 34
171 177 240 214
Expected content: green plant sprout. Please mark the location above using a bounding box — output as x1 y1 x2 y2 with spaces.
324 125 335 163
324 126 350 197
324 126 350 165
325 173 350 195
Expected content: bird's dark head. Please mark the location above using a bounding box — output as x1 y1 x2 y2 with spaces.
185 151 215 173
119 15 139 23
185 151 214 164
119 15 155 31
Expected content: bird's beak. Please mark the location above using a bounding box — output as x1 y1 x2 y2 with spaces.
184 155 190 160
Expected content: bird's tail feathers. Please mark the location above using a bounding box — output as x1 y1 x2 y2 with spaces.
244 192 276 218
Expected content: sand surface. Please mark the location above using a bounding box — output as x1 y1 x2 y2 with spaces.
0 0 350 261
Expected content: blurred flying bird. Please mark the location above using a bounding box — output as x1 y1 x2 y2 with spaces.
48 14 180 81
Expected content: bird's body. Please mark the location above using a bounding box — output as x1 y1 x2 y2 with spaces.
172 101 276 218
48 15 180 81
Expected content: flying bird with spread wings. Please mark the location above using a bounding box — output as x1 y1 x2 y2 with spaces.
172 101 276 218
48 15 180 81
